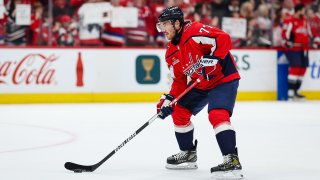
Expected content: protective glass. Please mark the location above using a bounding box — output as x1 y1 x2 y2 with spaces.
156 20 172 32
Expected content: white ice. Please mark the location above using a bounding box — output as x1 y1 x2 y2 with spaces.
0 101 320 180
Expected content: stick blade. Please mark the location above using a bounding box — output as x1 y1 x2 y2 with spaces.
64 162 94 172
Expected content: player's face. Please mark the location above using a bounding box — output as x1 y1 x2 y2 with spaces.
156 20 176 41
296 8 306 18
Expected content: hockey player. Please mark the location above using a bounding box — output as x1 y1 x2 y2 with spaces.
156 6 243 179
282 3 312 101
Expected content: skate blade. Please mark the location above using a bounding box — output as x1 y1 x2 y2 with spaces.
294 98 306 102
288 97 306 102
165 162 198 170
211 170 244 180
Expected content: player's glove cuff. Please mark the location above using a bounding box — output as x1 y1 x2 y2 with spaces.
200 55 220 80
157 94 175 119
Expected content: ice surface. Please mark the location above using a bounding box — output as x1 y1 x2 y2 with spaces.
0 101 320 180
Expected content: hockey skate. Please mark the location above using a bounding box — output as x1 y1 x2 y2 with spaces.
293 92 306 101
288 93 306 101
211 154 244 180
288 90 306 101
165 140 198 170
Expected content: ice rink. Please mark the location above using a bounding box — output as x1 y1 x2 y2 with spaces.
1 101 320 180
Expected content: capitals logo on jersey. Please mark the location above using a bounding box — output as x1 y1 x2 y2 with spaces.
183 53 202 77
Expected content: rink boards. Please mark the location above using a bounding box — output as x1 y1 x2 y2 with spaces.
0 47 319 103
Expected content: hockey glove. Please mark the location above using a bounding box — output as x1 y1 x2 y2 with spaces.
157 94 174 119
200 55 220 80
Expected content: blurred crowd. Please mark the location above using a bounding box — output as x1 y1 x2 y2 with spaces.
0 0 319 48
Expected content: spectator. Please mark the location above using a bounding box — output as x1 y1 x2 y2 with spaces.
77 0 103 46
227 0 243 47
150 0 166 47
211 0 229 28
0 2 7 45
272 8 284 47
310 6 320 48
101 0 125 46
29 1 43 45
5 0 29 46
0 0 317 48
69 0 86 8
239 1 255 47
126 0 154 46
57 14 78 46
240 1 255 20
282 0 294 16
53 0 74 20
41 12 58 46
189 2 215 26
254 4 272 47
227 0 240 17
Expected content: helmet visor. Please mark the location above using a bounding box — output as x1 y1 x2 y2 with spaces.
156 20 172 32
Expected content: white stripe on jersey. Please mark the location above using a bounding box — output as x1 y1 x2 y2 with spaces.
191 36 217 55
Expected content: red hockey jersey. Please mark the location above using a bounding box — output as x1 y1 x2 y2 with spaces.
165 22 240 98
282 15 312 47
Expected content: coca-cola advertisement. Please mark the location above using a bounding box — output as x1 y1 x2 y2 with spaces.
0 53 57 86
0 49 93 93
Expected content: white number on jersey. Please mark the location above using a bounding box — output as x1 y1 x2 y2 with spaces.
199 25 213 33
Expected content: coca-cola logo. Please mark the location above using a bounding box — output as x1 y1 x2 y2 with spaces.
0 54 57 85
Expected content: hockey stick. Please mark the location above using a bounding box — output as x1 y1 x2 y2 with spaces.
64 77 204 173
